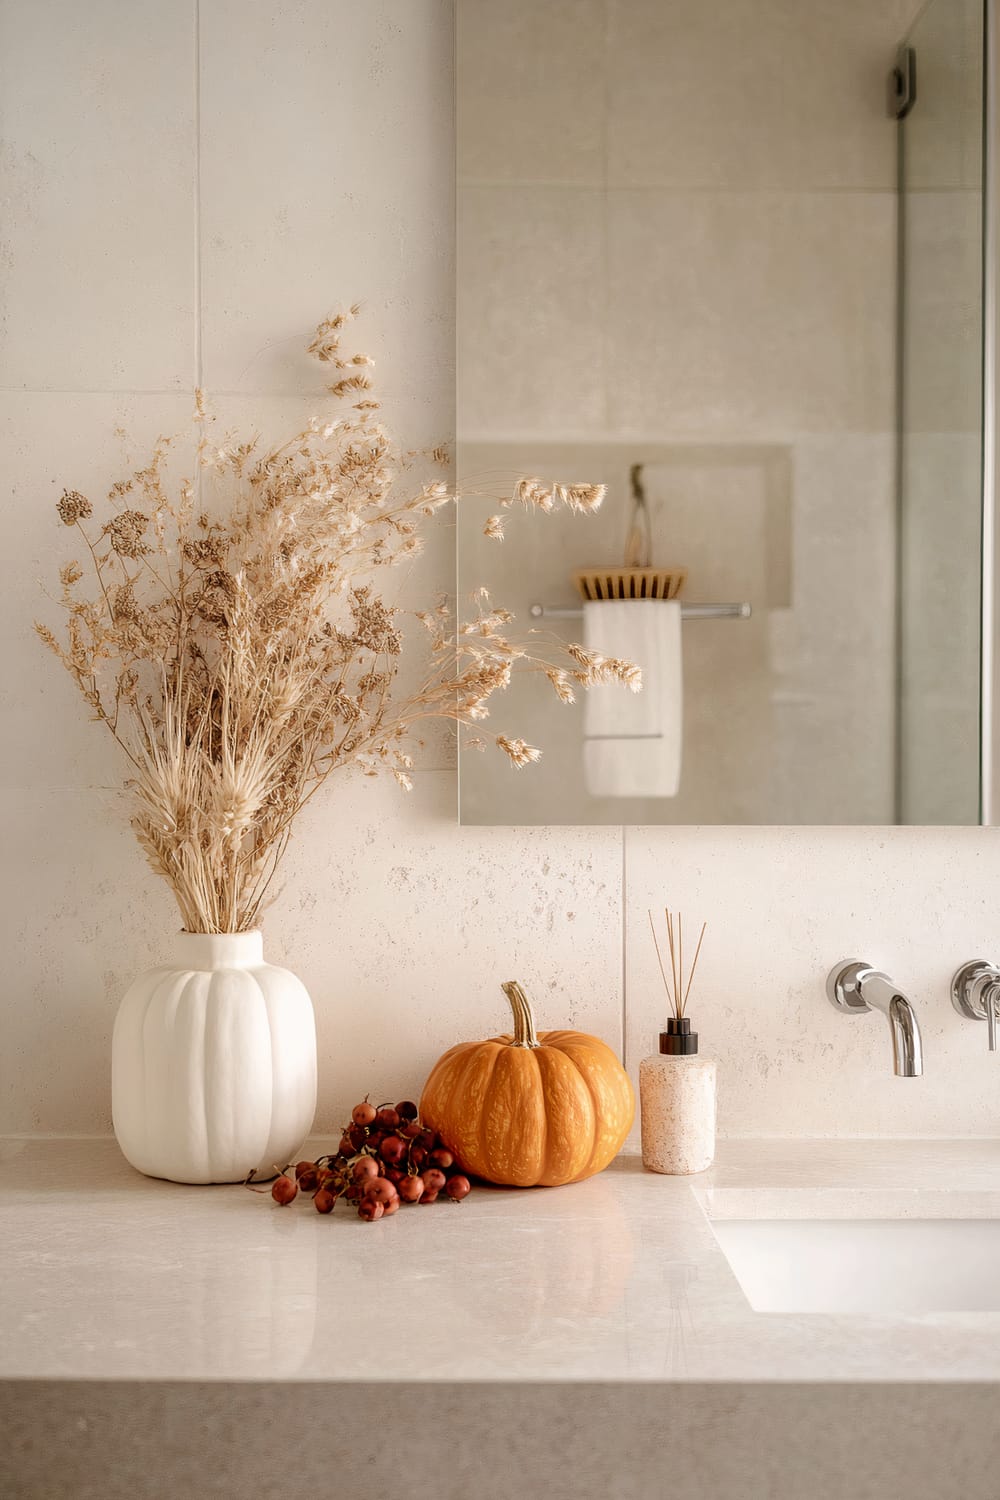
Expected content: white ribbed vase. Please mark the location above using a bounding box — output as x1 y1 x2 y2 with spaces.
111 931 317 1185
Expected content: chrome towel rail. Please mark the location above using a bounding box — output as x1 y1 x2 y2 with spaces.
528 601 752 621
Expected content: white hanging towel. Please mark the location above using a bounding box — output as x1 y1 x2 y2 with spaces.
583 599 682 798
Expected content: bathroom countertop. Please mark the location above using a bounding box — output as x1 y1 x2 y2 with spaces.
3 1135 1000 1385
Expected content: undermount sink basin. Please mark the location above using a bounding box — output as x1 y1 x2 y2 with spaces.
709 1210 1000 1314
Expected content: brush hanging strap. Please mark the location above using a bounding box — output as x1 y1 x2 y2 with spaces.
623 462 652 569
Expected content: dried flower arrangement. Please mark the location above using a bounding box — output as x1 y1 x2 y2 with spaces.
36 308 640 935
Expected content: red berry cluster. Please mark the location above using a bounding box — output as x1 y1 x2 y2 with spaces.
256 1098 471 1222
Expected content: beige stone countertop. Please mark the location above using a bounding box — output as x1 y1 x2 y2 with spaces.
2 1136 1000 1385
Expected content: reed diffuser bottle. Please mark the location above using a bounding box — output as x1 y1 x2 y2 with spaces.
640 910 716 1175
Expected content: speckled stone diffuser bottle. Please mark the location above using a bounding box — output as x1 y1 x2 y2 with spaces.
639 1017 716 1174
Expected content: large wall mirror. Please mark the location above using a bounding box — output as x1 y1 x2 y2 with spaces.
456 0 992 826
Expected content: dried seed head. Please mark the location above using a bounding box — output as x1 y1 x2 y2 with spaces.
496 736 542 768
57 490 93 526
103 509 151 559
546 669 576 704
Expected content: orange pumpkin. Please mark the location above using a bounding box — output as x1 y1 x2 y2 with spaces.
419 981 635 1187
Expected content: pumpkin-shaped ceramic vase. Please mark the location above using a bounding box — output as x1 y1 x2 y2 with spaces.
111 931 316 1185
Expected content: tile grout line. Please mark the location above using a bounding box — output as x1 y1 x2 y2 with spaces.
620 823 628 1068
193 0 203 395
601 0 611 436
0 388 457 399
457 179 905 196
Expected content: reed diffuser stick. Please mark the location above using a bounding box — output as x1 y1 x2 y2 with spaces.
649 909 673 1003
682 922 708 1014
666 908 679 1016
648 908 708 1020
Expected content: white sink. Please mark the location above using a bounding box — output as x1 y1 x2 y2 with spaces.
710 1216 1000 1314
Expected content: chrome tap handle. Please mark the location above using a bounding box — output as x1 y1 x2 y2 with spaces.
988 983 999 1053
951 961 1000 1052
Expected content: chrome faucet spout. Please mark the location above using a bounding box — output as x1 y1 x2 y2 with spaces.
888 994 922 1075
826 961 924 1077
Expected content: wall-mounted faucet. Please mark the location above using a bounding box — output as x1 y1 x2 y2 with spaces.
826 961 923 1077
951 960 1000 1050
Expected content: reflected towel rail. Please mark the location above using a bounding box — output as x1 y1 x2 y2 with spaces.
528 601 752 621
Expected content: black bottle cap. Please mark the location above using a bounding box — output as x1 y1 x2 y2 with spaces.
659 1016 698 1055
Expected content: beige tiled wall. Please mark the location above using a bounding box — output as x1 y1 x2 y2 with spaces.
0 2 197 392
4 0 1000 1142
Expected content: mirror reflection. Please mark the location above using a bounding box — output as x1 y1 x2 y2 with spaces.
456 0 985 826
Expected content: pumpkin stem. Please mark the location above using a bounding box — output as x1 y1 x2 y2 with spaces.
501 981 540 1048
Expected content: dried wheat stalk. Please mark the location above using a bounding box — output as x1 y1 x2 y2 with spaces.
37 308 640 933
